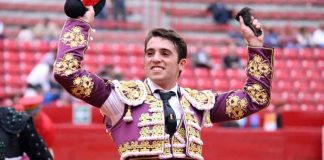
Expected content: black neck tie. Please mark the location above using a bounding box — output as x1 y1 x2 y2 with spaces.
156 90 177 136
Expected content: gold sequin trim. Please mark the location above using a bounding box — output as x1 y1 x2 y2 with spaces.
183 88 215 110
71 75 94 98
115 80 147 106
139 125 164 139
225 95 248 119
248 54 271 79
118 140 164 155
173 127 186 145
61 26 87 48
54 53 80 76
188 142 202 155
145 95 163 112
245 83 269 105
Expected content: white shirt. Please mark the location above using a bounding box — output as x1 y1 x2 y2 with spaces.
100 78 183 127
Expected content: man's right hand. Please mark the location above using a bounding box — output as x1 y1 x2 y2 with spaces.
79 6 95 25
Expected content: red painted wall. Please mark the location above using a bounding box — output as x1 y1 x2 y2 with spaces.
52 125 321 160
43 106 323 160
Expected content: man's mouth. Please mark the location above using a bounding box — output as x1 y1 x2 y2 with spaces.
151 66 164 71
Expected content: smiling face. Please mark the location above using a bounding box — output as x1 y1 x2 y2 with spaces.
144 37 187 90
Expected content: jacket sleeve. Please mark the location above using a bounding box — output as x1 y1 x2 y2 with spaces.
210 46 274 122
18 118 53 160
53 18 111 108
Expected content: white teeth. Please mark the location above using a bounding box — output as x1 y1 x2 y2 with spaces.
152 67 163 71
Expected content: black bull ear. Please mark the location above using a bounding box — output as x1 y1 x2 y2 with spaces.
64 0 106 18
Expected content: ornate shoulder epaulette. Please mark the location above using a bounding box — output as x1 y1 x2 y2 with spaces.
0 107 30 134
112 80 147 106
182 88 215 111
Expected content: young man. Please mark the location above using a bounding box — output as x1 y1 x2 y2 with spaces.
54 6 274 160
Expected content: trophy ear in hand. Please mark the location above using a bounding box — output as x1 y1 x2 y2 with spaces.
64 0 106 18
235 7 262 37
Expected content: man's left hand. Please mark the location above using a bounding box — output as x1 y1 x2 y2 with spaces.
239 16 264 47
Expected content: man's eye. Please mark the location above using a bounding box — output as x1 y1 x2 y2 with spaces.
162 51 169 55
146 52 153 56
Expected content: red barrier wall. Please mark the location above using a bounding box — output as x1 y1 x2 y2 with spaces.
52 125 321 160
44 106 323 160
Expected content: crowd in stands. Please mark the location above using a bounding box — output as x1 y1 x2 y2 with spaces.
16 18 60 42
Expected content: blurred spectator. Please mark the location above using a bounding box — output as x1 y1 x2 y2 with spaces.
264 27 280 48
112 0 127 21
17 25 34 42
311 24 324 48
33 18 60 41
25 48 56 97
280 23 298 48
98 64 124 80
0 106 53 159
191 45 213 70
207 1 233 24
228 28 245 46
0 21 5 39
223 42 243 69
19 94 55 157
296 27 313 48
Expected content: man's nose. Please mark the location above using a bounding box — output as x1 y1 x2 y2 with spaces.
152 53 162 62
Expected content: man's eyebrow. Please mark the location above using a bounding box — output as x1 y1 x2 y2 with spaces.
145 48 154 52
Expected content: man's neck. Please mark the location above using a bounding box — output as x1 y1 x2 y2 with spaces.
146 78 178 91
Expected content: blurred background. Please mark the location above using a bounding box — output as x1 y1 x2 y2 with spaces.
0 0 323 159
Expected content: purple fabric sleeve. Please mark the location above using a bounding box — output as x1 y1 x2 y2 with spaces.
54 19 111 108
211 46 274 122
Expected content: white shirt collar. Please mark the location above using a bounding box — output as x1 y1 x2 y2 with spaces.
146 78 178 95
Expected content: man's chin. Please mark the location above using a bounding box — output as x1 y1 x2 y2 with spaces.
149 75 165 83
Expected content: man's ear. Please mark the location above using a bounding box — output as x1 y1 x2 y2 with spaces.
179 59 187 71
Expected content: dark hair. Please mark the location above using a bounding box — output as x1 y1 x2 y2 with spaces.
144 28 187 62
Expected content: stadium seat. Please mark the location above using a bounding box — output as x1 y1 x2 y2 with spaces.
20 41 33 52
283 48 298 59
179 77 196 89
213 79 229 91
34 40 50 52
95 43 112 56
3 51 20 63
194 68 210 78
3 39 18 51
196 78 213 90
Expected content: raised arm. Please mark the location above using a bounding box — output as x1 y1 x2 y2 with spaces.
54 6 111 107
210 16 274 122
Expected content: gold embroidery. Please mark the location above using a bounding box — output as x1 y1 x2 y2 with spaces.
186 114 198 124
71 75 94 98
139 125 164 139
184 88 214 110
118 140 164 155
145 95 163 112
225 95 248 119
54 53 80 76
139 113 150 123
180 97 191 109
117 81 146 104
245 83 269 105
161 138 171 156
178 128 186 139
203 111 213 127
248 55 271 79
188 127 200 139
188 143 202 155
173 147 184 154
61 26 87 48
